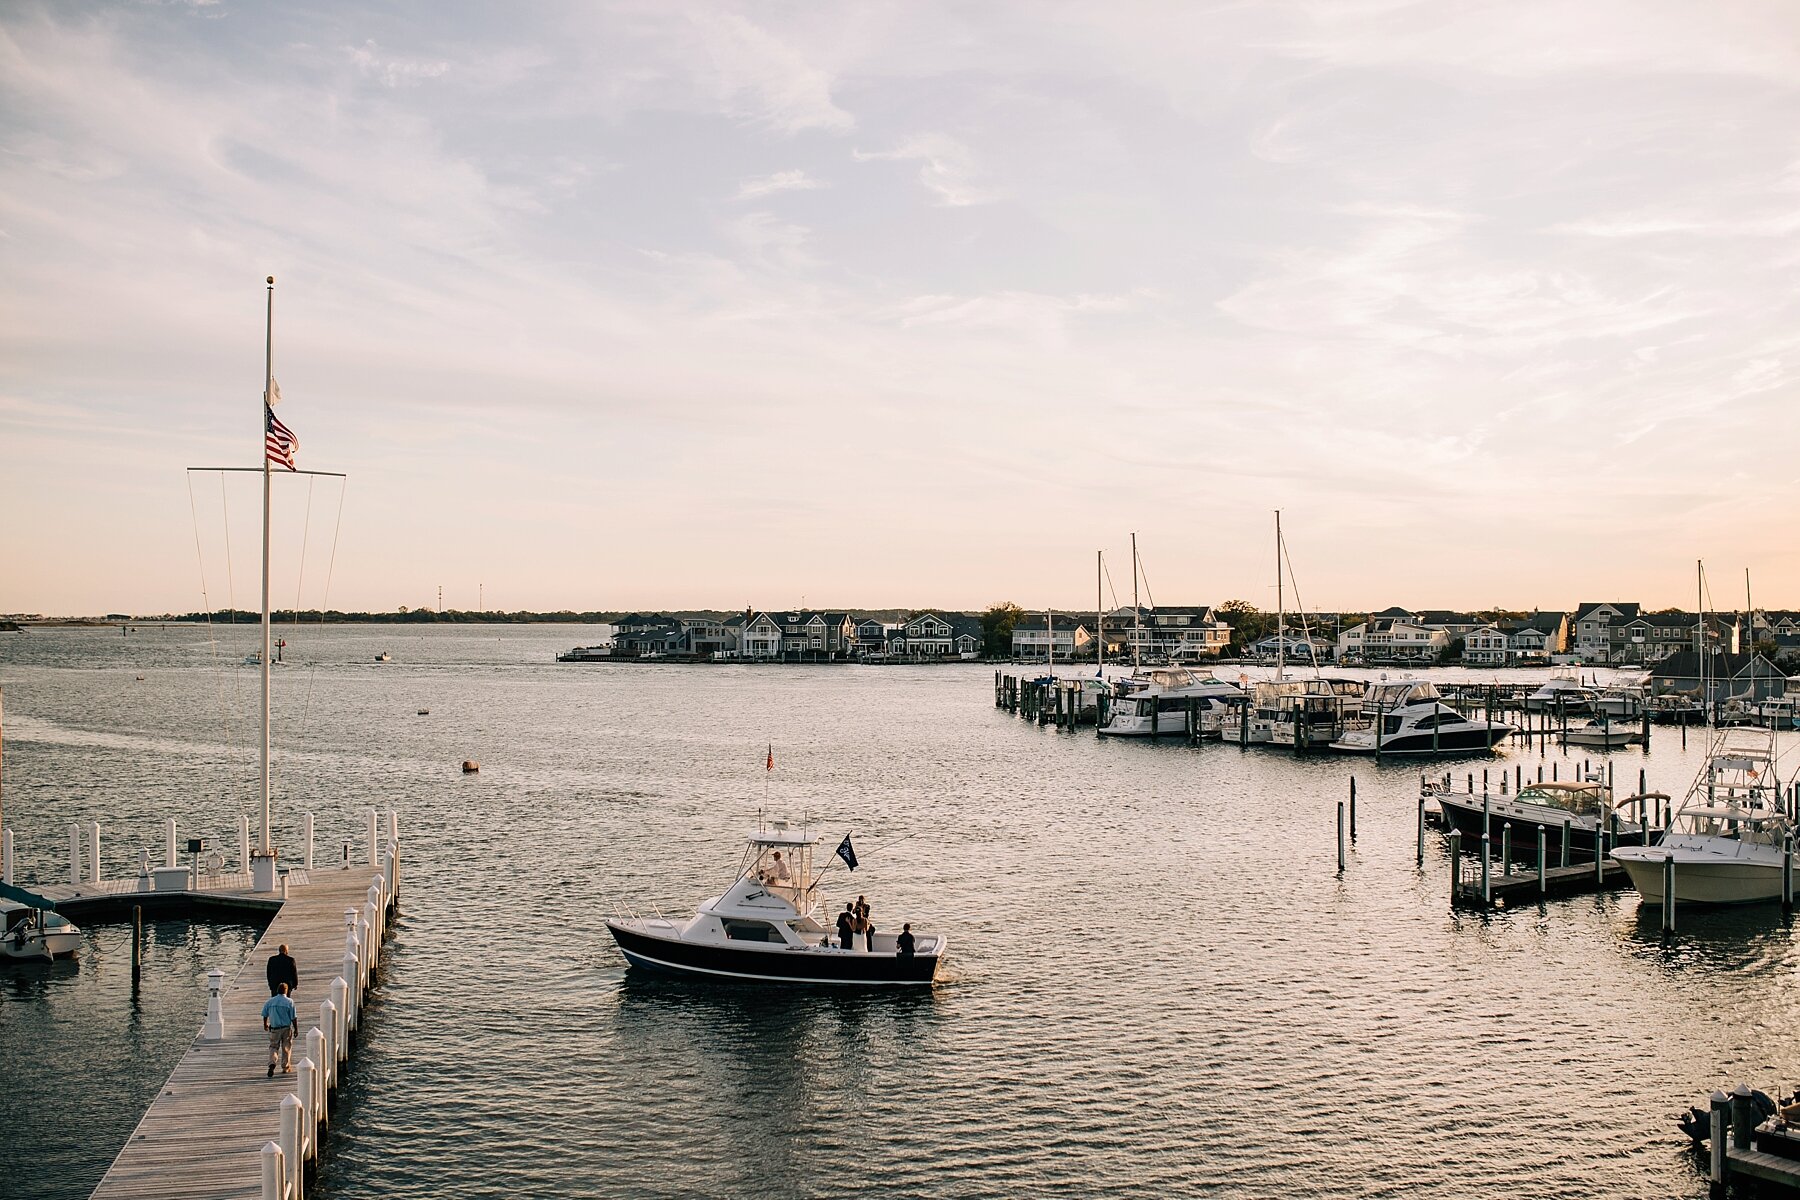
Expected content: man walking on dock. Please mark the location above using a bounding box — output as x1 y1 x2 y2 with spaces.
267 942 298 997
262 983 296 1077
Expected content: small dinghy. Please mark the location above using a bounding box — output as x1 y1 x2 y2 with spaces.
0 897 82 962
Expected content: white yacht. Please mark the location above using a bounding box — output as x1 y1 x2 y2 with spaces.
1098 668 1244 738
1757 697 1799 730
1611 732 1793 905
605 820 946 985
1594 683 1647 720
1524 674 1598 714
0 900 82 961
1561 719 1645 748
1330 680 1514 755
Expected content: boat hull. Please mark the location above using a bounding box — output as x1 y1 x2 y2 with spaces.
1436 795 1647 860
1331 726 1512 755
1611 848 1786 905
0 930 81 960
606 921 942 986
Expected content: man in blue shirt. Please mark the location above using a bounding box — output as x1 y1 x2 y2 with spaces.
262 982 297 1078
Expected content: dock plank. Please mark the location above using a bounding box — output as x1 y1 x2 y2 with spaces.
87 864 388 1200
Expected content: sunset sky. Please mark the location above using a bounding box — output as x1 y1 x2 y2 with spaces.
4 2 1798 616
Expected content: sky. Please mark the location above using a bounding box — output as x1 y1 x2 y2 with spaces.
3 1 1798 616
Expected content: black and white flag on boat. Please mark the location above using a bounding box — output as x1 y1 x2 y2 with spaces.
835 835 858 871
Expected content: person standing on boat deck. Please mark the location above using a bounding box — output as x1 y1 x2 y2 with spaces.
262 983 296 1077
858 898 875 952
267 942 298 997
836 903 857 950
896 924 915 958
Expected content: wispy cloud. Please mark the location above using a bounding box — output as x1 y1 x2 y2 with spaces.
854 134 996 206
346 40 449 88
733 169 823 201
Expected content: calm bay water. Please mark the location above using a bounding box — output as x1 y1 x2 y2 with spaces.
3 624 1798 1198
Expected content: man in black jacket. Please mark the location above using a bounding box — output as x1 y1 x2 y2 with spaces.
267 943 299 997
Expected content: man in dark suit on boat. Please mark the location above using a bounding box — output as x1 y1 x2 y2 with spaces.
267 943 299 997
836 903 857 950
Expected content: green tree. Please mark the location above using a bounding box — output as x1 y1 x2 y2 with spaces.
980 602 1026 659
1215 599 1274 651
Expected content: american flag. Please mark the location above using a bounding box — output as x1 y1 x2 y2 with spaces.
265 405 298 470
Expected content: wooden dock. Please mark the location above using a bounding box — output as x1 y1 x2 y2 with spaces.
39 836 401 1200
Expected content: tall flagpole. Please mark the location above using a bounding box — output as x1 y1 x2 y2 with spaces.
260 276 274 853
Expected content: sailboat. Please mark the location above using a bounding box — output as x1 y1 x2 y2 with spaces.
190 278 344 894
1098 535 1243 737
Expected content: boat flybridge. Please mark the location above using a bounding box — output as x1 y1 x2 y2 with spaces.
1098 668 1244 738
1524 673 1597 714
1329 680 1513 755
1223 677 1364 748
1611 731 1795 905
605 820 946 985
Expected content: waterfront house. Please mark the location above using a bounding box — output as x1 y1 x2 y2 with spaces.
1414 610 1486 638
1248 632 1329 665
852 618 892 658
1362 617 1448 662
1011 615 1093 661
1102 605 1231 661
888 612 983 659
1505 612 1569 663
1462 624 1511 666
741 612 783 658
1573 602 1639 662
680 617 741 657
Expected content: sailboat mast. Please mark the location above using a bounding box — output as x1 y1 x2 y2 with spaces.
1046 607 1054 675
1697 559 1706 723
260 277 274 852
1275 509 1284 681
1096 550 1104 675
1131 532 1141 671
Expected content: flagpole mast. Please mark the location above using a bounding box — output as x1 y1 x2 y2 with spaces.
260 276 274 853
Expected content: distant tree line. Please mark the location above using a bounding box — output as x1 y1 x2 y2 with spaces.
163 608 622 624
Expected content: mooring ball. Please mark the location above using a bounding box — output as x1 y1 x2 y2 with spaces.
462 760 479 773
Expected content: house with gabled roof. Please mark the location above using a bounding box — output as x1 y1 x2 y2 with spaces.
1505 612 1568 662
1573 602 1638 662
1010 615 1092 661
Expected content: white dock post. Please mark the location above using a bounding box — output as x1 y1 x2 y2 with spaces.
305 1028 327 1123
329 978 349 1058
2 827 12 884
295 1057 317 1159
367 809 378 867
165 817 177 869
68 823 81 884
88 822 101 884
303 812 315 871
360 907 375 982
367 881 383 947
240 813 251 872
319 1001 339 1087
280 1093 304 1199
201 968 226 1040
387 809 398 843
260 1141 285 1200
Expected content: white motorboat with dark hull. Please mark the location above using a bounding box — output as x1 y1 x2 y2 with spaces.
1561 719 1645 748
605 822 946 986
1524 675 1597 714
1612 732 1794 905
1431 780 1656 862
1330 680 1513 755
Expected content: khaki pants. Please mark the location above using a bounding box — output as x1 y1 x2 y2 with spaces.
268 1025 295 1069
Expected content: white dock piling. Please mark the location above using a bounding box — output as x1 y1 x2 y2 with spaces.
89 822 101 884
367 809 378 867
68 823 81 884
303 812 314 871
165 817 177 869
386 809 398 843
1536 826 1546 895
201 968 226 1040
2 827 12 884
259 1142 284 1200
240 813 251 872
280 1093 303 1199
320 999 339 1085
295 1057 317 1160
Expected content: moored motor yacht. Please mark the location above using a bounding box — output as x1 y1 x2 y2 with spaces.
1430 779 1655 862
1098 668 1244 738
1329 680 1513 755
1594 683 1647 720
1524 674 1598 714
1561 719 1645 748
1611 731 1793 905
605 820 946 985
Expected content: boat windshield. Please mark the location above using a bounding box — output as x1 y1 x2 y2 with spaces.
1514 783 1610 816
